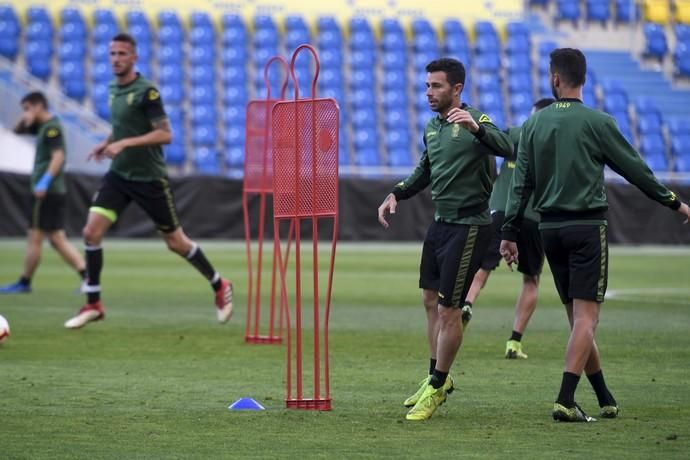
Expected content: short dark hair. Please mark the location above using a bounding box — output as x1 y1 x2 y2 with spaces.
21 91 48 109
425 58 466 86
549 48 587 87
112 32 137 49
533 97 555 111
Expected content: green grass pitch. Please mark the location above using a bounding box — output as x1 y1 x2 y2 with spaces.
1 239 689 459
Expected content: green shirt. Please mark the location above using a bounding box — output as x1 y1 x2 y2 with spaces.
32 117 66 194
489 127 539 222
392 104 514 225
108 74 168 181
503 99 680 239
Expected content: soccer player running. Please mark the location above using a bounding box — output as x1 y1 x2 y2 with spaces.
500 48 690 422
378 58 513 421
0 92 87 294
64 33 233 329
465 98 554 360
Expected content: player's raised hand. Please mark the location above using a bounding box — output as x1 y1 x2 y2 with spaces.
377 193 398 229
447 107 479 133
500 240 519 271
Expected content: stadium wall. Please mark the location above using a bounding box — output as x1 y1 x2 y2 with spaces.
9 0 522 28
1 172 689 244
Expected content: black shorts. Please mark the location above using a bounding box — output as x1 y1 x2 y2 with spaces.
540 224 608 304
91 171 180 233
419 221 491 308
28 193 65 231
481 211 544 277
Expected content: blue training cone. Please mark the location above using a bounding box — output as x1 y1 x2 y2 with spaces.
228 398 265 411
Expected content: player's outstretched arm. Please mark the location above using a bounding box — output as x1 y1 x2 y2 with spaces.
377 193 398 229
102 119 172 159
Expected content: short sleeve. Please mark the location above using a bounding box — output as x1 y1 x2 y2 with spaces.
141 87 167 122
44 126 64 150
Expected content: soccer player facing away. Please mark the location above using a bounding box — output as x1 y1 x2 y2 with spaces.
64 33 233 329
501 48 690 422
378 58 513 421
465 98 554 360
0 92 86 294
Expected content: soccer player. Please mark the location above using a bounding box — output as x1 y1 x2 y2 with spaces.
64 33 233 329
378 58 513 421
465 98 555 360
501 48 690 422
0 92 86 294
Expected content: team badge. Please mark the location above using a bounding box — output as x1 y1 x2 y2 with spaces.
46 128 59 138
478 114 492 123
127 92 135 105
148 89 160 100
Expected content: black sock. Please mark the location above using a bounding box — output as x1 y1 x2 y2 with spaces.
587 370 617 407
429 369 448 389
429 358 437 375
185 243 221 291
19 276 31 286
556 372 580 407
78 269 87 280
85 244 102 304
510 330 523 342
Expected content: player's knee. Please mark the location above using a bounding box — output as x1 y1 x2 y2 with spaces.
164 234 186 255
82 225 98 245
438 304 461 325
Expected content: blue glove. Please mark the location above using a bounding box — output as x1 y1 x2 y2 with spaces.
34 172 53 193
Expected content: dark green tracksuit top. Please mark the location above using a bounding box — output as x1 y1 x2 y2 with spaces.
502 98 681 241
392 104 513 225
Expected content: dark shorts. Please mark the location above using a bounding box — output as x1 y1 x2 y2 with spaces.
28 193 66 231
481 211 544 277
91 171 180 233
419 221 491 308
540 224 608 304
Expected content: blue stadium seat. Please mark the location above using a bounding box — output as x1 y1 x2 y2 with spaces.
385 130 410 150
474 21 497 38
476 73 501 92
351 108 376 129
383 89 407 109
675 46 690 76
223 105 245 126
350 49 376 69
222 85 247 106
59 22 86 42
506 21 529 37
194 147 220 175
675 154 690 173
192 125 217 146
320 48 342 70
640 133 666 156
190 26 214 46
557 0 581 22
479 92 503 112
159 24 184 43
381 50 407 70
0 5 19 21
222 25 247 46
381 69 407 91
191 105 216 127
158 10 182 28
475 54 500 73
225 146 244 169
190 46 215 66
510 92 533 114
58 41 86 60
505 36 531 55
318 29 342 50
413 52 438 71
583 87 598 108
286 28 310 49
158 45 184 64
318 16 339 32
190 65 215 85
615 0 639 23
671 135 690 164
353 128 378 150
507 73 532 93
164 144 186 167
165 105 183 124
675 24 690 42
604 92 628 114
27 7 50 23
388 148 412 167
443 19 466 38
128 23 152 43
26 21 52 41
221 47 247 66
93 22 118 44
475 35 500 55
644 23 668 59
191 11 213 29
634 97 661 120
222 14 244 30
506 54 531 73
413 32 438 53
667 117 690 136
126 10 148 26
637 113 662 135
0 19 20 59
412 18 434 36
383 108 406 128
539 41 558 59
354 148 380 167
254 14 276 30
586 0 611 22
92 62 111 83
512 110 531 127
254 28 279 48
224 124 244 147
254 46 279 67
160 83 184 105
349 29 374 51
